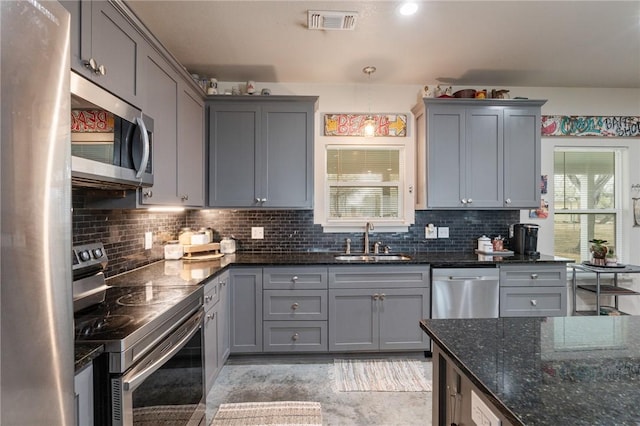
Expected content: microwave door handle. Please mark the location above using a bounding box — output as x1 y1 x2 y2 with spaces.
134 116 150 179
123 311 202 392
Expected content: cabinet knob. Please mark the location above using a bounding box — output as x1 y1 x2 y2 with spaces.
291 302 299 310
143 190 153 198
505 198 512 204
408 185 413 194
205 295 213 302
83 58 98 72
291 276 299 283
206 313 214 320
96 64 106 76
531 273 538 279
380 293 386 301
372 293 379 300
530 299 537 306
292 333 299 341
461 199 467 204
467 198 473 204
220 280 226 287
181 194 189 201
260 198 267 203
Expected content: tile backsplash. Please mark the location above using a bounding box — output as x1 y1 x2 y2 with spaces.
73 201 518 276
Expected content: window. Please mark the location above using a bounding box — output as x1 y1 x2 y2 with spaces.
553 149 621 262
315 144 414 232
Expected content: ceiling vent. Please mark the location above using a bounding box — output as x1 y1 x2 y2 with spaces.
307 10 358 31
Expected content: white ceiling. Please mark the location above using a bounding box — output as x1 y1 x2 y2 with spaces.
127 1 640 88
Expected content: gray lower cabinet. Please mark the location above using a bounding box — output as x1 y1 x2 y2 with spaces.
217 272 231 367
411 98 545 209
62 0 143 107
499 264 567 317
328 266 431 352
207 97 317 208
230 268 263 353
262 267 329 352
204 276 220 396
74 363 93 426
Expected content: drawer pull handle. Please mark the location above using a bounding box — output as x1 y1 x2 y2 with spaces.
291 302 299 310
530 299 537 306
291 276 299 283
292 333 299 341
531 274 538 279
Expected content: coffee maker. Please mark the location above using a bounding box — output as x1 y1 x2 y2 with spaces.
509 223 540 256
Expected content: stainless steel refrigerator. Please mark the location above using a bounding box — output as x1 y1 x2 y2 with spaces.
1 1 73 424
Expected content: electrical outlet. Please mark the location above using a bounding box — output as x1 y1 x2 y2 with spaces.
251 227 264 239
438 227 450 238
144 231 153 250
425 224 437 239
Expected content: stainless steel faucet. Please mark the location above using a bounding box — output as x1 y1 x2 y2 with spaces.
364 222 374 254
345 238 351 254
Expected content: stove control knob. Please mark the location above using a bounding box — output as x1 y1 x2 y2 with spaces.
92 248 103 259
79 250 91 262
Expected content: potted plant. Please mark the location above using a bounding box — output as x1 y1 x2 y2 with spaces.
606 247 618 266
589 239 608 265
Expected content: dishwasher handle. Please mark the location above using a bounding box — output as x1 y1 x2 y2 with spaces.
447 276 482 281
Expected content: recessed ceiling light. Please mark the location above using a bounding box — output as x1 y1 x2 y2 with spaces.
398 2 418 16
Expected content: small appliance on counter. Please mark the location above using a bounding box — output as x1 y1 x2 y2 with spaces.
509 223 540 256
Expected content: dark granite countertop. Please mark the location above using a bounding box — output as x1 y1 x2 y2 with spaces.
102 251 572 288
75 343 104 373
421 317 640 426
77 252 571 372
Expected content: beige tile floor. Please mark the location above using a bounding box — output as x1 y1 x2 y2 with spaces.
206 353 433 425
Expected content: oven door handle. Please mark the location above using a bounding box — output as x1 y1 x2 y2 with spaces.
123 310 203 392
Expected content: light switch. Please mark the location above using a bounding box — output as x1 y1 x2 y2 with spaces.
144 232 153 250
438 227 449 238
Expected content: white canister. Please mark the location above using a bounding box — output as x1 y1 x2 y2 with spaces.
477 235 492 252
191 232 209 245
220 237 236 254
164 241 184 260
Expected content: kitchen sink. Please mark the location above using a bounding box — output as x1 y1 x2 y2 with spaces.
334 254 412 262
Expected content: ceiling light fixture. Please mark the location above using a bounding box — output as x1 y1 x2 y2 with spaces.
363 66 377 138
398 2 418 16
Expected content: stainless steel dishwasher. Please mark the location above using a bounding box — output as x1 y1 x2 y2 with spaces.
432 268 500 319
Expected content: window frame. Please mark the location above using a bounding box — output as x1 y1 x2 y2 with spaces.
314 139 415 233
553 147 623 263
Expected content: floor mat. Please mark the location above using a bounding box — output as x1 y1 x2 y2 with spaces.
334 358 432 392
210 401 322 426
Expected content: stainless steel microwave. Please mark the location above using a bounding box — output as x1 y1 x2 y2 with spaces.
70 72 153 189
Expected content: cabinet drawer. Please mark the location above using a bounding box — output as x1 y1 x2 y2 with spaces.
263 321 327 352
263 267 327 290
204 279 219 311
329 266 430 289
500 265 566 287
263 290 327 321
500 287 566 317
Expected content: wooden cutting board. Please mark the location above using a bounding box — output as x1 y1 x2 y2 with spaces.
182 253 224 261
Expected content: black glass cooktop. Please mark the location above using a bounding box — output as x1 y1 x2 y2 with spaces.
74 285 201 342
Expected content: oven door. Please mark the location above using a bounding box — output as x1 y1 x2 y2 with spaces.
111 309 205 426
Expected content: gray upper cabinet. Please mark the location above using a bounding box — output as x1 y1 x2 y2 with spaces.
207 97 317 208
140 48 178 205
412 98 546 209
139 48 204 207
63 0 143 107
177 84 206 206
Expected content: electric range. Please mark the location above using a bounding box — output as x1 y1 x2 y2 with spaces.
73 243 205 426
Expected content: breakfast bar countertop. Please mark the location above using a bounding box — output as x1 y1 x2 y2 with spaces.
421 316 640 426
